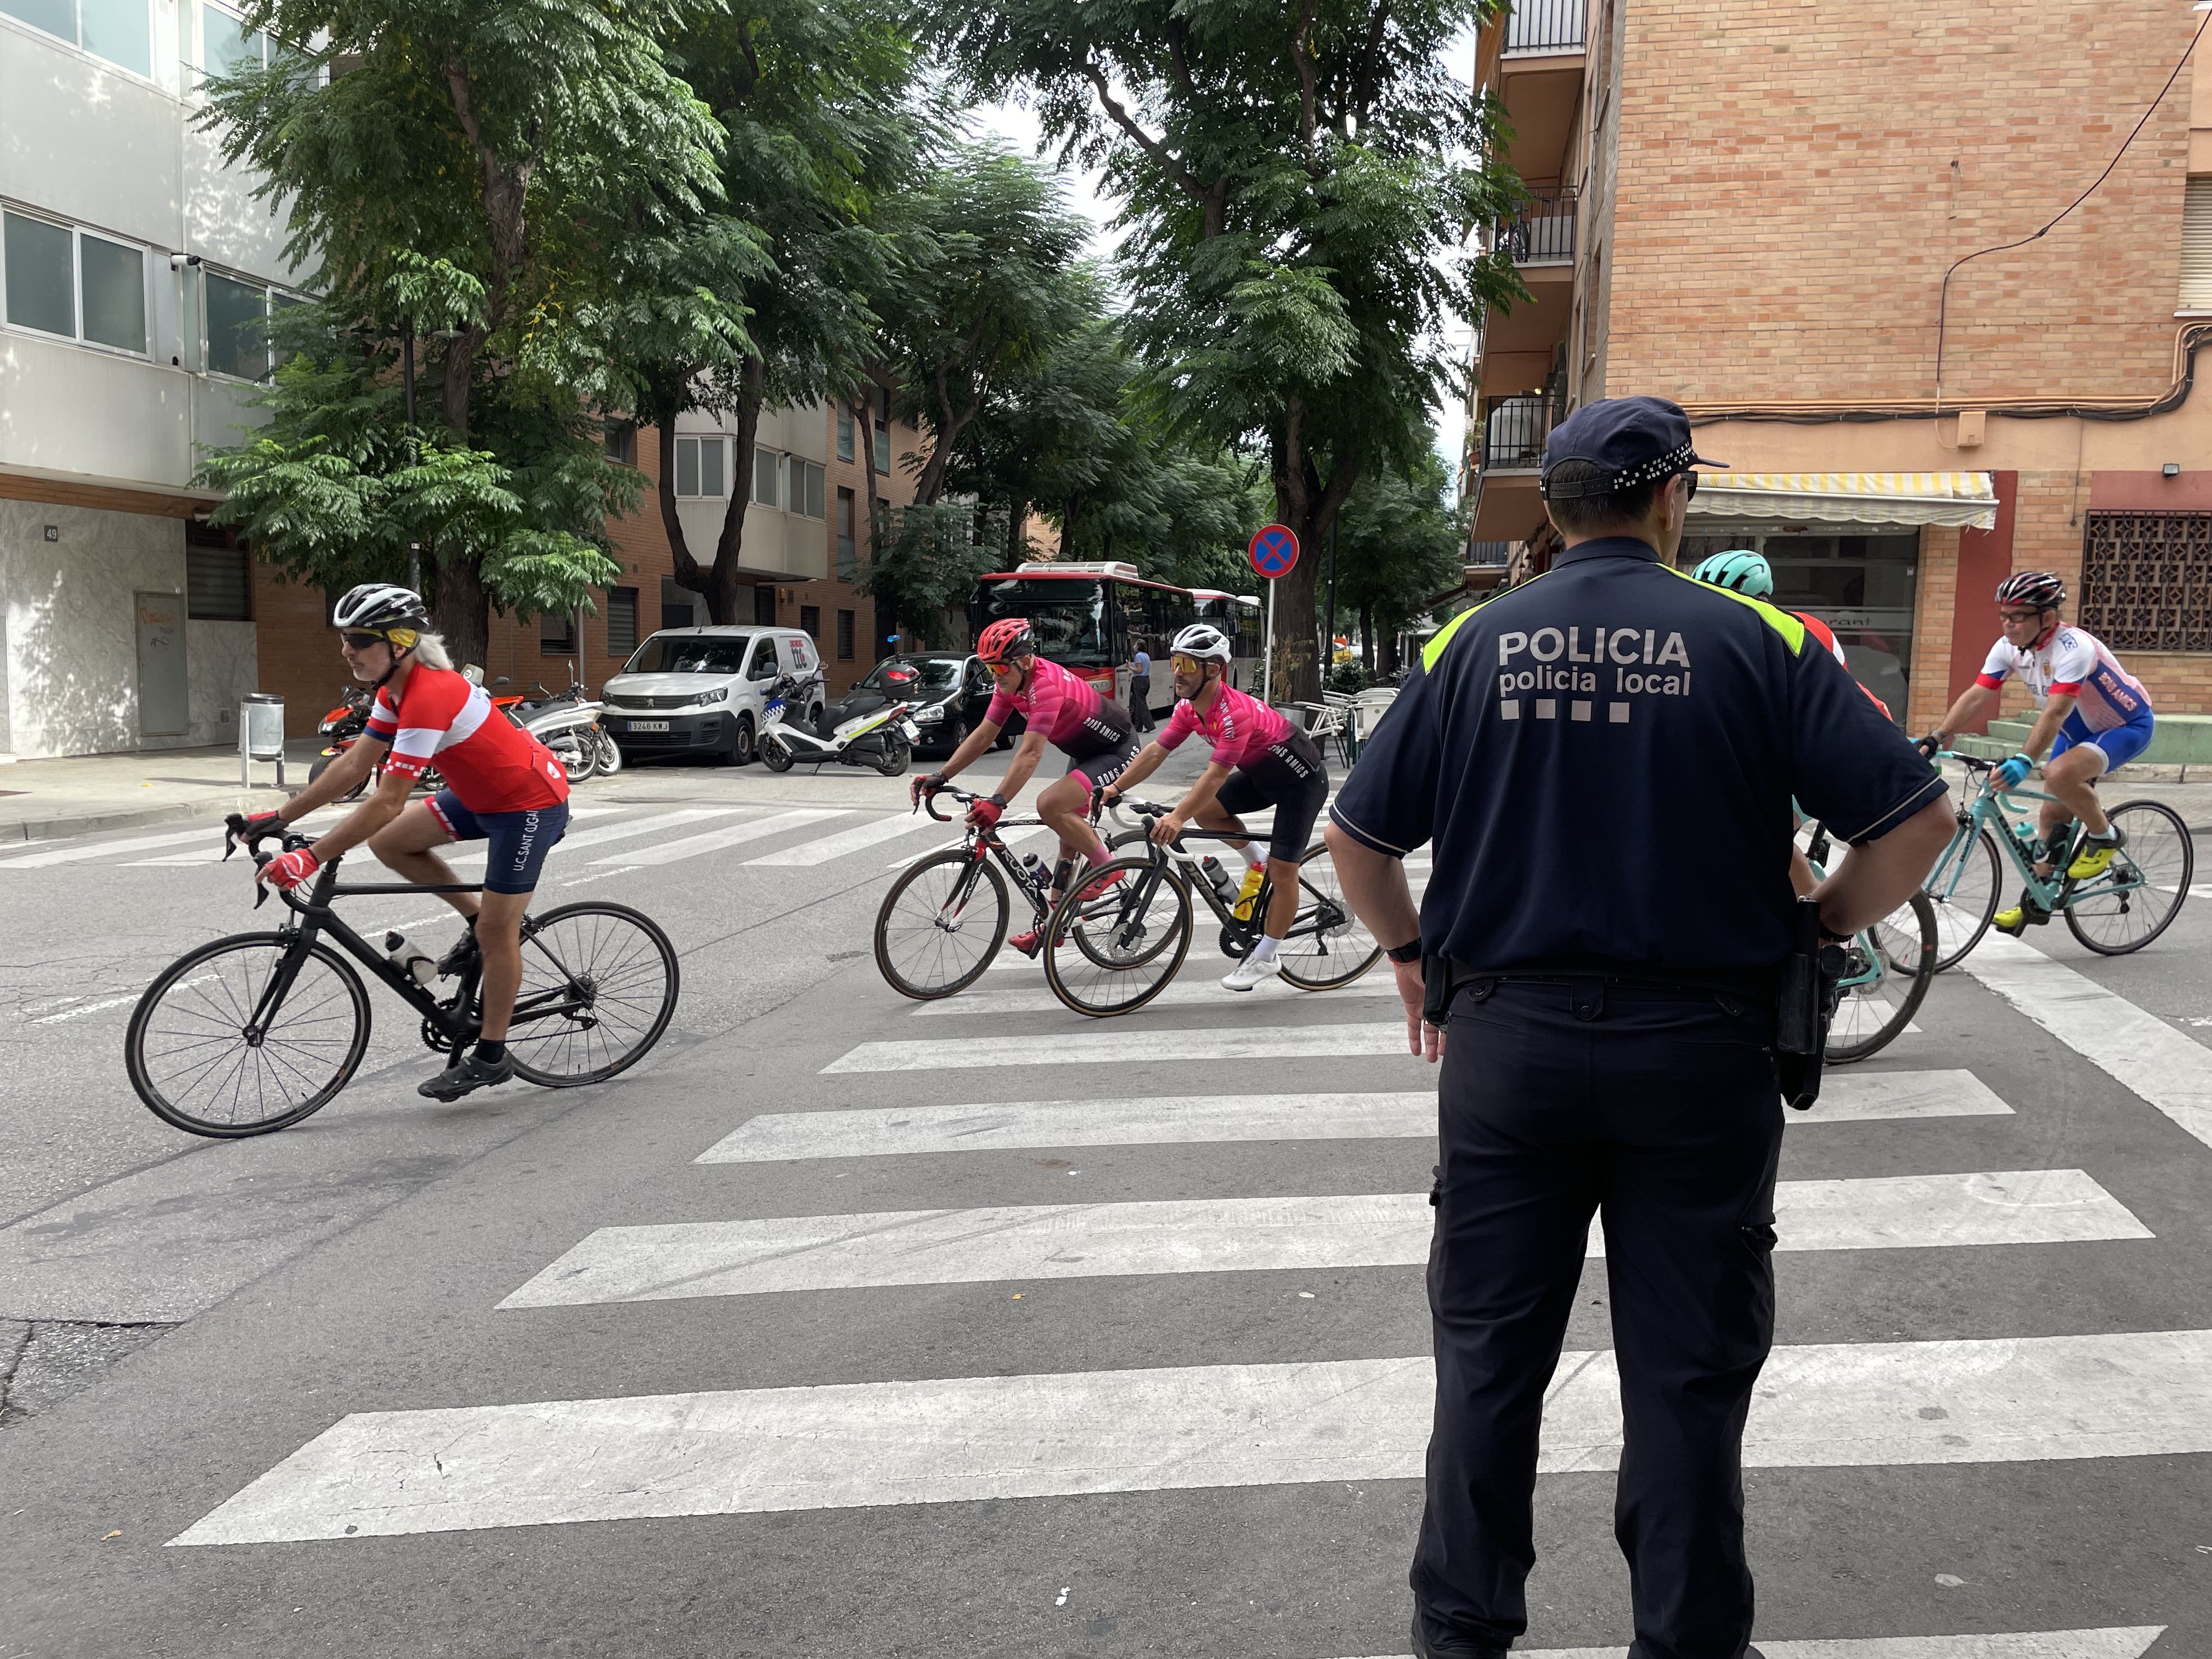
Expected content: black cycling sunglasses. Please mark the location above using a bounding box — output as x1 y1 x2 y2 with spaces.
340 630 391 651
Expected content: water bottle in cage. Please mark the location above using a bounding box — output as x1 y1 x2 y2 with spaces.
1019 853 1049 891
1198 856 1237 905
383 931 439 987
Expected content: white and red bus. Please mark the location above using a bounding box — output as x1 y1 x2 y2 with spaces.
967 561 1263 719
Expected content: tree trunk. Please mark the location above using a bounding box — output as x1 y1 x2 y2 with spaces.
433 550 492 672
851 387 889 659
654 407 710 603
1266 400 1359 705
1007 500 1025 564
701 366 768 625
1360 599 1375 673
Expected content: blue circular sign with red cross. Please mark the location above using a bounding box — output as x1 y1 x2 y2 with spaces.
1248 523 1299 579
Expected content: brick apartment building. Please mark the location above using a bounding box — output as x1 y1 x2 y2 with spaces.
1466 0 2212 736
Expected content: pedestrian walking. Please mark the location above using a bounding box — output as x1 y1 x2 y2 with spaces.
1127 640 1155 732
1323 396 1955 1659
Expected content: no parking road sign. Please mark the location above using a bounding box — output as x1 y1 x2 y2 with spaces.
1248 523 1299 580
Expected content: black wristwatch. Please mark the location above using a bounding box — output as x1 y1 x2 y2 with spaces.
988 793 1007 808
1385 939 1424 965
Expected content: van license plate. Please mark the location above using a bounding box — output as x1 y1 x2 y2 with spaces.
627 720 669 733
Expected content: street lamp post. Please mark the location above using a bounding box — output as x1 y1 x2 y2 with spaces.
402 321 421 593
1323 518 1338 684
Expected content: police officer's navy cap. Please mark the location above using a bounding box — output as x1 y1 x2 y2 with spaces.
1540 396 1726 500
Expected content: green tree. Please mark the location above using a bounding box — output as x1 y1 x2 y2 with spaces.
923 0 1523 699
197 0 742 661
1331 443 1470 674
615 0 930 625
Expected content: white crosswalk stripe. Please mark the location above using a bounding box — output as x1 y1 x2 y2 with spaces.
170 1328 2212 1543
824 1021 1406 1072
887 823 1055 867
596 808 849 866
0 824 230 866
1346 1633 2166 1659
697 1071 2013 1163
744 810 941 866
907 974 1401 1017
499 1170 2148 1308
123 803 632 865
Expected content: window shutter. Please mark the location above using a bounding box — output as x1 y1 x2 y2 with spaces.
2181 177 2212 309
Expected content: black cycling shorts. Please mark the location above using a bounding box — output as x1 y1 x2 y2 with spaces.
1215 733 1329 862
1059 698 1139 788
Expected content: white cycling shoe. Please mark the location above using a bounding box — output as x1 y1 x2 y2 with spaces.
1221 954 1282 992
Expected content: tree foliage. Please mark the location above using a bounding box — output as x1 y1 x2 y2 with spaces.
921 0 1523 698
196 0 743 659
1328 439 1468 673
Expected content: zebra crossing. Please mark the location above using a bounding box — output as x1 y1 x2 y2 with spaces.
160 921 2202 1654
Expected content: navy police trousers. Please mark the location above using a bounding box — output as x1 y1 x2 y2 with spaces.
1411 977 1784 1659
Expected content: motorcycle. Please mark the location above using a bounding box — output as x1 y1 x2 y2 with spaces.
757 673 918 776
489 667 610 784
307 686 375 800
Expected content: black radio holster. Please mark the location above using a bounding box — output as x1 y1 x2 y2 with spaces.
1775 898 1848 1112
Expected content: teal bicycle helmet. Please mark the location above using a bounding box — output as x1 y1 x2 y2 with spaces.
1690 549 1774 599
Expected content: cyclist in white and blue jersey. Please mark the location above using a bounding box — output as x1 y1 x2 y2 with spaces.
1925 571 2155 933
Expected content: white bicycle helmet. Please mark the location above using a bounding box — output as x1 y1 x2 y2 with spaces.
332 583 428 634
1171 622 1234 664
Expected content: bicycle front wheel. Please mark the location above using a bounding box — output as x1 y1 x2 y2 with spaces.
125 932 371 1138
1278 840 1384 991
2065 799 2194 956
1046 857 1193 1017
507 902 680 1087
875 849 1008 998
1826 890 1937 1063
1926 823 2001 971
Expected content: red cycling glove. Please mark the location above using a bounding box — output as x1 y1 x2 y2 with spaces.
259 847 321 890
966 796 1005 830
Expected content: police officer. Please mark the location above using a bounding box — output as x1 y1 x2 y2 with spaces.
1322 397 1955 1659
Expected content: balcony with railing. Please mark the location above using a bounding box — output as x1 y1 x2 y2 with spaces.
1481 395 1550 472
1468 540 1515 566
1505 0 1584 56
1496 186 1577 267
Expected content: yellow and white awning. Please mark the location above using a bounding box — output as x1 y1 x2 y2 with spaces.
1687 471 1997 531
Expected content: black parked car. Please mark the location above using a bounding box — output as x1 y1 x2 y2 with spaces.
828 652 1005 756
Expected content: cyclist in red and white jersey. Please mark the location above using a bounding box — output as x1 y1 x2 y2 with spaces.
1926 571 2155 932
1103 623 1331 990
911 616 1139 955
243 584 571 1099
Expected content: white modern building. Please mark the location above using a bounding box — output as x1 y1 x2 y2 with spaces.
0 0 305 757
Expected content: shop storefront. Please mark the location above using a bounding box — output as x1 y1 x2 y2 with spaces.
1680 472 1997 725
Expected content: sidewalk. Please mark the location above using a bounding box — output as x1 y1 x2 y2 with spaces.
0 744 309 843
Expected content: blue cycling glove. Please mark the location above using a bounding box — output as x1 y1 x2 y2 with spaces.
1996 752 2034 788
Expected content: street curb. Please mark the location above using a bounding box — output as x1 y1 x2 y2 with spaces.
4 788 302 845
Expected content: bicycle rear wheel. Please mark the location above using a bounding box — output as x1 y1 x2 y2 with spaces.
1278 840 1384 991
1045 857 1193 1017
1926 823 2001 971
1825 890 1937 1063
125 932 371 1137
2065 800 2194 956
506 902 680 1086
875 849 1007 998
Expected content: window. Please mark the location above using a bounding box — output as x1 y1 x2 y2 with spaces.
607 586 638 656
836 487 857 577
797 459 826 518
2080 511 2212 651
541 608 575 656
799 603 820 643
873 422 889 475
604 422 636 466
205 269 291 379
753 448 782 508
675 435 726 498
746 634 780 677
836 608 855 660
836 407 855 462
185 528 251 620
2184 178 2212 310
3 0 151 76
200 0 263 75
753 584 777 625
2 213 146 355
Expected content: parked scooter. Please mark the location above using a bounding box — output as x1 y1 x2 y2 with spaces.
489 663 611 782
307 686 374 800
758 673 918 775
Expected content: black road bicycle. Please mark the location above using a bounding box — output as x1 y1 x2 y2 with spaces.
1041 798 1382 1017
125 814 679 1138
872 787 1071 998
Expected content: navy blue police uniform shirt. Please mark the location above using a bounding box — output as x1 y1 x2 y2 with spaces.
1329 537 1948 976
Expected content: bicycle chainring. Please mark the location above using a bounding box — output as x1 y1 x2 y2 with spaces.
421 1017 461 1054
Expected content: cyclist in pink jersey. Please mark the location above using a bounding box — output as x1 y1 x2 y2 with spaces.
912 617 1138 955
242 584 571 1100
1925 571 2156 933
1103 622 1330 990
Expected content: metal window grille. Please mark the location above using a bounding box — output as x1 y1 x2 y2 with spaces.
1505 0 1583 54
540 608 575 656
1496 187 1577 266
2182 178 2212 310
186 538 251 619
837 608 855 659
2079 511 2212 651
607 586 638 656
800 603 820 644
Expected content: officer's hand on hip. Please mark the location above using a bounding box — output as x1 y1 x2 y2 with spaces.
1392 956 1443 1064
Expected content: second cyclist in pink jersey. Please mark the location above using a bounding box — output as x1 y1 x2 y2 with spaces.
1103 623 1330 990
912 616 1139 955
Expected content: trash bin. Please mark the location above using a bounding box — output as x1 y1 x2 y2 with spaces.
240 692 285 788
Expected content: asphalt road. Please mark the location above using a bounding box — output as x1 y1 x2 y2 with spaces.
0 746 2207 1658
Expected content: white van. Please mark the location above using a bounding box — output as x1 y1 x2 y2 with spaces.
602 627 824 765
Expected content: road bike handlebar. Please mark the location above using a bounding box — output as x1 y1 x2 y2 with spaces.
915 781 1099 829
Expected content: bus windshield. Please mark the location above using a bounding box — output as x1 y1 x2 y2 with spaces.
969 578 1115 667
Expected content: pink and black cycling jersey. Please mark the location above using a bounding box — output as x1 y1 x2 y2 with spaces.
1156 682 1296 769
984 655 1107 748
1976 625 2152 732
365 665 569 812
